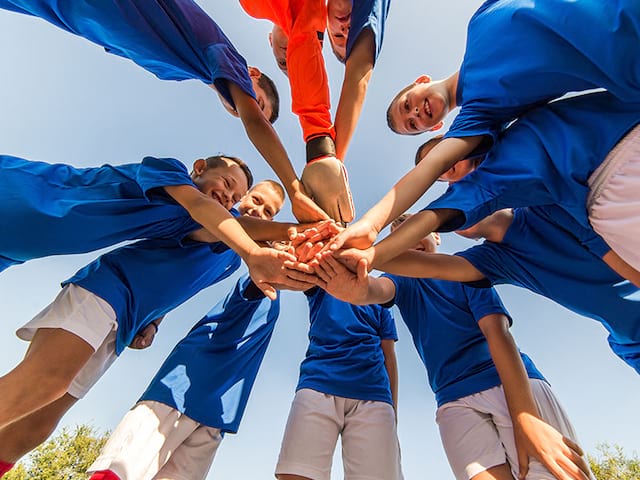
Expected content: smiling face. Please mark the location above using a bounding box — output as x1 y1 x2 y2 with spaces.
238 181 284 220
268 25 289 75
191 158 249 210
327 0 352 61
388 76 449 135
247 67 274 122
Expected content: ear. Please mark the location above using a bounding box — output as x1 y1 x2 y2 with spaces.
414 74 432 84
192 158 207 175
429 121 444 132
268 31 273 48
247 66 261 78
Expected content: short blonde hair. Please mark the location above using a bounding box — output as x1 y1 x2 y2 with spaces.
253 179 285 203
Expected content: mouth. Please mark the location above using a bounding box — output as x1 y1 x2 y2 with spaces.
424 98 432 118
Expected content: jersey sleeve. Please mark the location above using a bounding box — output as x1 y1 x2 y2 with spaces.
462 283 512 325
444 105 505 145
455 243 515 287
136 157 195 198
346 0 391 64
377 306 398 341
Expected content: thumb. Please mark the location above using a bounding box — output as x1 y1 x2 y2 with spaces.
357 258 368 281
257 281 277 301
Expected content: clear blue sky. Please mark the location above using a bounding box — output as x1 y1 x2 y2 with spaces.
0 1 638 478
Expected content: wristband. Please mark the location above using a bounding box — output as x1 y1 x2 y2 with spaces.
306 135 336 163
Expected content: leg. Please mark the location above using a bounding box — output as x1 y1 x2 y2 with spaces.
436 394 514 480
0 328 93 429
89 401 202 480
0 393 78 463
152 425 223 480
275 389 341 480
341 399 403 480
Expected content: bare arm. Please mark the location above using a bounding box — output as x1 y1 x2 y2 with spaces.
375 250 485 282
334 29 375 160
228 82 329 223
456 208 513 243
479 314 590 480
381 338 398 418
602 250 640 288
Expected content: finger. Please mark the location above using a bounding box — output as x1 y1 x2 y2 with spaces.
286 269 318 284
329 232 346 251
283 260 315 274
304 241 325 261
257 281 277 301
556 448 590 480
357 258 369 281
294 241 315 262
562 437 584 457
319 254 340 276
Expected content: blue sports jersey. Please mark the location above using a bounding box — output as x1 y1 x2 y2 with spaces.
457 205 640 374
428 92 640 234
384 274 544 406
345 0 390 63
140 274 279 433
297 288 397 405
446 0 640 143
64 236 240 355
0 155 200 267
0 0 255 107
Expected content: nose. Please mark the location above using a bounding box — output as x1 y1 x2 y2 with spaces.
250 209 261 218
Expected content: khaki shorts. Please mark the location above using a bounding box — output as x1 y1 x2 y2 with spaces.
588 123 640 270
275 388 403 480
89 400 222 480
17 284 118 399
436 379 592 480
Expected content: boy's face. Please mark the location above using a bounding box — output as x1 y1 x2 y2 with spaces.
327 0 352 61
268 25 289 75
390 76 448 135
247 66 274 122
438 157 479 183
192 159 249 210
238 182 284 220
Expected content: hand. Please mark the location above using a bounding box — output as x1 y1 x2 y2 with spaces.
314 253 370 303
301 156 355 224
129 322 158 350
333 246 376 274
515 413 591 480
289 183 331 223
246 246 319 299
327 218 379 252
288 220 343 248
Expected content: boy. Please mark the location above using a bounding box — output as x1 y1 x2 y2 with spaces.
0 0 327 222
329 91 640 284
314 217 593 480
0 179 289 477
240 0 355 224
87 272 281 480
329 0 640 251
275 287 402 480
0 154 302 298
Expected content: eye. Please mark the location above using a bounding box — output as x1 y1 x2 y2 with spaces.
224 178 230 188
404 99 409 112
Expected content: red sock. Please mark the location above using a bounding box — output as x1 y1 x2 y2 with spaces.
89 470 121 480
0 461 15 477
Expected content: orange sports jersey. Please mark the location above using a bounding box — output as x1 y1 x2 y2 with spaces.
240 0 335 142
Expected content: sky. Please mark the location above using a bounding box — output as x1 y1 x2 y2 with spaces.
0 1 639 479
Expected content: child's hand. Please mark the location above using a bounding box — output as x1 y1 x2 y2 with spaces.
314 253 370 304
327 218 379 252
514 414 590 480
289 221 343 263
289 184 331 223
129 322 158 350
246 247 318 299
333 246 376 274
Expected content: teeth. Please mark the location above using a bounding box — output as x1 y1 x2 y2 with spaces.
425 100 432 116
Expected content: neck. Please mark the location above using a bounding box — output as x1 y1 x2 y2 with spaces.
445 71 460 109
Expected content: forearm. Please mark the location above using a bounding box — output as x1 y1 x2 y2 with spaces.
236 216 298 242
381 340 399 413
602 250 640 288
334 31 375 160
376 251 485 282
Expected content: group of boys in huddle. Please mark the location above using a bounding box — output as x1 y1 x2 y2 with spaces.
0 0 638 479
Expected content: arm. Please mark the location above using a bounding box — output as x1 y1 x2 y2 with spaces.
381 338 398 419
375 250 485 282
328 135 484 251
334 29 375 160
456 208 513 243
129 316 165 350
479 314 590 480
602 250 640 289
228 82 329 223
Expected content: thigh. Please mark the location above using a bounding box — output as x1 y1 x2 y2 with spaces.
67 329 117 399
89 401 199 480
153 425 222 480
341 399 402 480
436 394 508 480
275 389 341 480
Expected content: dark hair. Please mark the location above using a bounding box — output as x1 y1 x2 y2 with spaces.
255 179 286 203
256 72 280 124
386 83 415 134
204 155 254 189
414 134 445 165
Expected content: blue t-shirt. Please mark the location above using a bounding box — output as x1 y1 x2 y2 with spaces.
0 155 200 267
428 92 640 233
447 0 640 143
345 0 390 64
297 288 397 405
457 205 640 374
384 274 544 406
64 236 240 355
140 274 280 433
0 0 255 107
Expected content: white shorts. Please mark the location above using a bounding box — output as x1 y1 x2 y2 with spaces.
16 284 118 399
275 388 403 480
436 379 591 480
588 124 640 270
89 400 222 480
